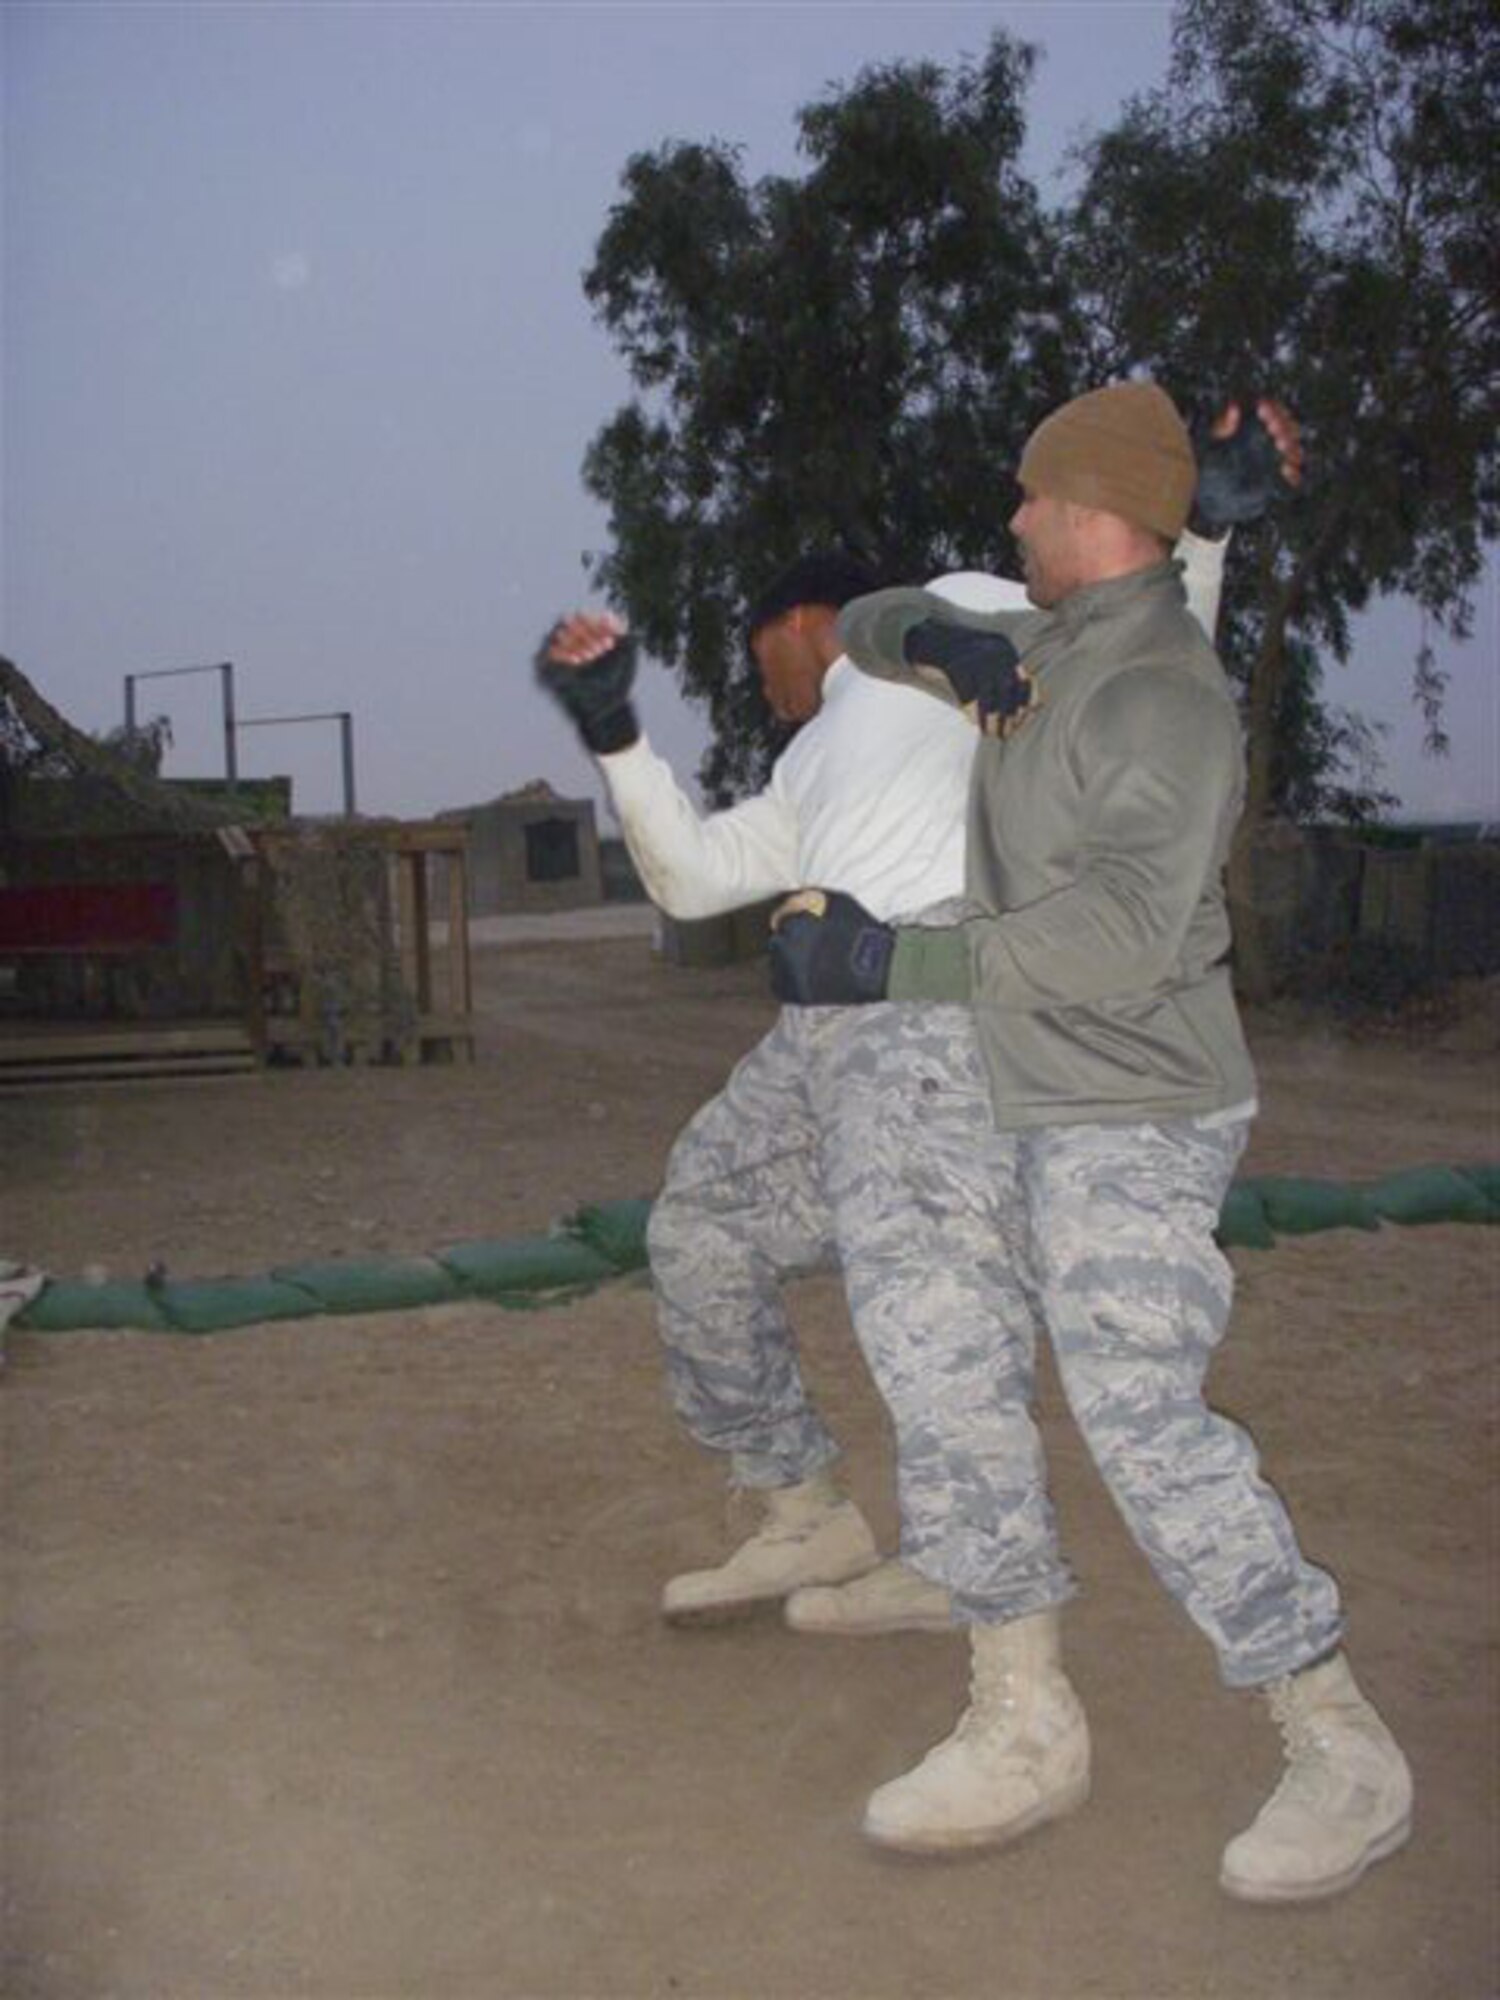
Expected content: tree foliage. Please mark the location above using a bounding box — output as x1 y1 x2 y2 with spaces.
582 2 1498 848
582 35 1077 798
1060 0 1498 985
1065 0 1497 820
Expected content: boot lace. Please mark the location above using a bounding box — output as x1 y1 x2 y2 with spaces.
958 1646 1019 1741
1265 1680 1339 1811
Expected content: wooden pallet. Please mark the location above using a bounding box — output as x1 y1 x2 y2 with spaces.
259 1011 476 1066
0 1021 258 1088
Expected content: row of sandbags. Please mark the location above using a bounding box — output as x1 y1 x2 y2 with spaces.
13 1168 1498 1336
15 1199 654 1335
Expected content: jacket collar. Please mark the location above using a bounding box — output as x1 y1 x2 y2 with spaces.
1048 557 1185 634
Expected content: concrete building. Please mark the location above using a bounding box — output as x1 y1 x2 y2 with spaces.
441 781 603 915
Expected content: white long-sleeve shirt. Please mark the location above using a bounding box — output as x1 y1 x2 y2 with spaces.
596 537 1227 924
603 659 984 922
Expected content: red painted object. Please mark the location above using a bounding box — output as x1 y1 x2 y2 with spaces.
0 883 177 952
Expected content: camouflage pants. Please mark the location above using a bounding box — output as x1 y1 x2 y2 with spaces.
1014 1117 1343 1687
650 1003 1343 1688
647 1002 1072 1621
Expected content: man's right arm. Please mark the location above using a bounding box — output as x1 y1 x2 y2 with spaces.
598 736 799 921
536 609 801 920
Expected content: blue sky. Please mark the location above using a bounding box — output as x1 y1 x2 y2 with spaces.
3 1 1494 822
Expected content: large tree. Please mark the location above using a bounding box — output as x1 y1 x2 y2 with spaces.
582 34 1077 798
582 4 1497 989
1063 0 1499 984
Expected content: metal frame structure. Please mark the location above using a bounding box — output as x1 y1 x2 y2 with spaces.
236 710 357 817
124 662 238 787
121 664 358 817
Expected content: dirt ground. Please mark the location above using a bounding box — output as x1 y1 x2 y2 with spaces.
2 930 1497 2000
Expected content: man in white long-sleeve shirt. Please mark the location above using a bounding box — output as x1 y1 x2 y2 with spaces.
540 533 1228 1631
607 562 1012 921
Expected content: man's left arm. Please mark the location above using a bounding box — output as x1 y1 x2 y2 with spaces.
1175 530 1227 641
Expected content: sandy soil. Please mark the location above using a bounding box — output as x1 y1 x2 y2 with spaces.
2 930 1497 1999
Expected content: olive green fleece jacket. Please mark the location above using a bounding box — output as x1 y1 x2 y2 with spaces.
859 560 1257 1128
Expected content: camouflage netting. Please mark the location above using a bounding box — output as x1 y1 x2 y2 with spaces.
259 825 418 1059
0 654 240 839
3 657 422 1054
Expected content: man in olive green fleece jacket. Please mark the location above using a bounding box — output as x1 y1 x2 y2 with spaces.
770 382 1412 1906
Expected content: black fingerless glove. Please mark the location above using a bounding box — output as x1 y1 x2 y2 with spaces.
1190 408 1286 535
769 891 895 1006
534 624 640 755
902 619 1032 736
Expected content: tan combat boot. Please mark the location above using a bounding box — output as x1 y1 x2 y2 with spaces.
785 1557 953 1635
862 1610 1090 1853
661 1468 879 1626
1220 1652 1413 1902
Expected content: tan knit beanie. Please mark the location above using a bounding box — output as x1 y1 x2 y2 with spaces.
1017 381 1196 541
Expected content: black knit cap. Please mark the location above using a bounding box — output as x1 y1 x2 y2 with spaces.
744 552 885 645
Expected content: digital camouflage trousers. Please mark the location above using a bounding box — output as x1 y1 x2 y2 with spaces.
646 1002 1342 1687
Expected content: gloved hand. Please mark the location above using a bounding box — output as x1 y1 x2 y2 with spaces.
535 613 640 755
1190 405 1288 535
769 890 895 1006
902 619 1034 737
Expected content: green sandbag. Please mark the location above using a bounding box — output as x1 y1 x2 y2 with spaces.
1454 1164 1500 1213
1214 1183 1276 1249
439 1233 615 1298
270 1256 462 1315
561 1197 654 1271
155 1275 324 1334
1365 1165 1498 1226
1251 1176 1382 1236
476 1284 610 1313
15 1281 169 1332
